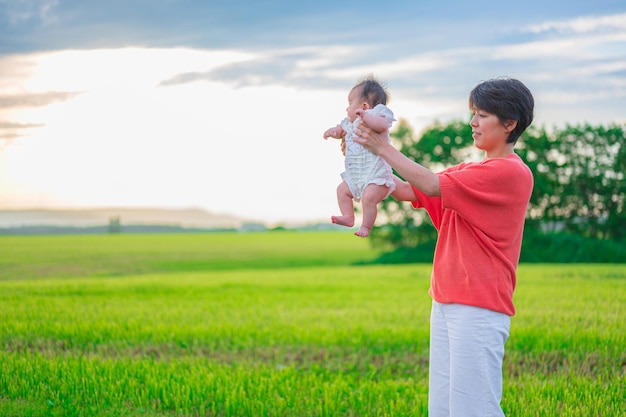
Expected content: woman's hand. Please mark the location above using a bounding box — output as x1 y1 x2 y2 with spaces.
353 119 389 155
353 117 441 197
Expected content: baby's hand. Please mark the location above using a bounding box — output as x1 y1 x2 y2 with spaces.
323 127 338 139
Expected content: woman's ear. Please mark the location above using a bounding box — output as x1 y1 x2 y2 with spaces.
504 119 518 132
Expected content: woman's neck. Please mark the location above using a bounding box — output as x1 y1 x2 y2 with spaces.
485 143 515 159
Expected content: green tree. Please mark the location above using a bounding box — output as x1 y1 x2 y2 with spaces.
517 123 626 240
108 216 122 234
371 119 626 251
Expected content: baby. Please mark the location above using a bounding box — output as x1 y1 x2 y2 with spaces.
323 76 396 237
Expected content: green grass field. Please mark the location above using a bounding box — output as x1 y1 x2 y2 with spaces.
0 232 624 416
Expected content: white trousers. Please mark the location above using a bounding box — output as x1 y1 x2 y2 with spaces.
428 301 510 417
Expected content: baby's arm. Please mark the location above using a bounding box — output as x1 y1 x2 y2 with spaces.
391 176 418 201
323 125 345 139
356 110 389 133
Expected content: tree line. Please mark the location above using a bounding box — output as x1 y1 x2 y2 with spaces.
369 119 626 263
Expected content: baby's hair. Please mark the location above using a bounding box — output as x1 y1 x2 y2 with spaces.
354 75 389 108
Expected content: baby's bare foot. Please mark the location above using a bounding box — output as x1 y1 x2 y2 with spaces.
331 216 354 227
354 226 371 238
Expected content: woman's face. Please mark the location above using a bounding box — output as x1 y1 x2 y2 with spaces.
469 107 515 156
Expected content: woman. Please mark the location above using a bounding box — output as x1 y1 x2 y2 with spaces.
352 77 534 417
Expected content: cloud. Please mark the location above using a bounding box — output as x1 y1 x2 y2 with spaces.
0 90 82 109
0 89 78 146
0 120 44 141
158 71 212 87
152 12 626 130
523 12 626 34
0 0 59 26
157 10 626 95
0 121 44 129
157 46 363 89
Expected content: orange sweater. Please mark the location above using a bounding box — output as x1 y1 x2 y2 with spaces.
411 153 533 316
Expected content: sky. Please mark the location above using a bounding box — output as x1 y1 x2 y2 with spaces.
1 0 625 225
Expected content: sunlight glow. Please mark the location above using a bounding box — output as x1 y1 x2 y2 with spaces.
0 47 377 222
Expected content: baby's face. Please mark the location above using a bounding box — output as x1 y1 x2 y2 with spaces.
346 87 365 122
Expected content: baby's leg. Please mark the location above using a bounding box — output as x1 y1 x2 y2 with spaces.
356 184 389 237
332 181 355 227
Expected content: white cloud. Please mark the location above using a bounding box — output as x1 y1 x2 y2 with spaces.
524 12 626 34
0 0 59 25
539 88 626 105
324 52 450 81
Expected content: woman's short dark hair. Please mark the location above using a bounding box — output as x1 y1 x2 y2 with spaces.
469 78 534 144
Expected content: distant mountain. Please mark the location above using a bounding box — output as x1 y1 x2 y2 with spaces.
0 207 246 229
